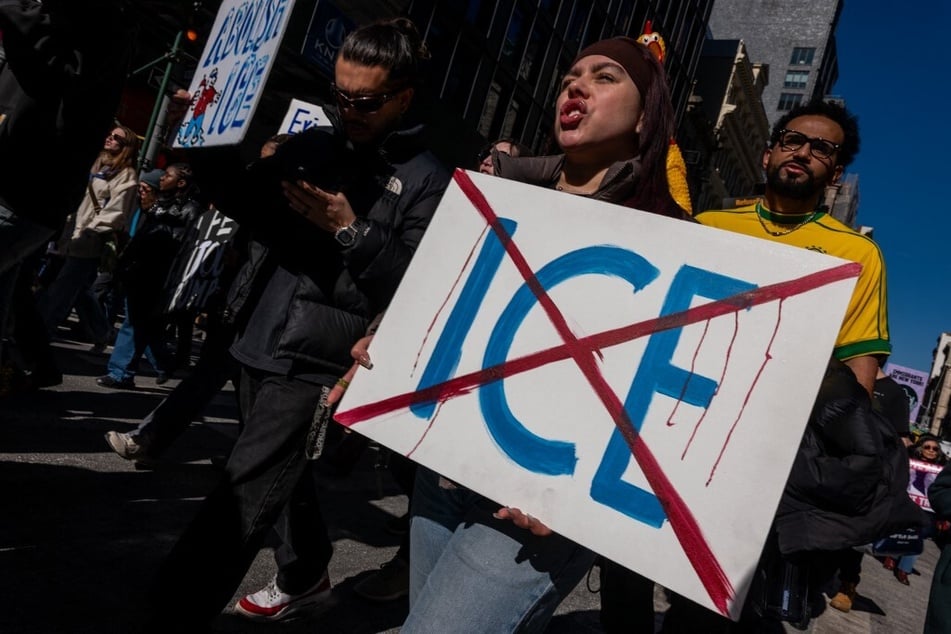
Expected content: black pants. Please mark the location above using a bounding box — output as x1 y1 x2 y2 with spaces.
833 548 863 585
598 561 657 633
147 367 332 627
388 452 416 561
136 318 239 457
11 251 57 375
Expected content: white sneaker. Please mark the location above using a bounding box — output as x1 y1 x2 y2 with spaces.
104 431 151 461
235 572 331 621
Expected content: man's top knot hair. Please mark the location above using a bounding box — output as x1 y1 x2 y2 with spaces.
340 17 430 87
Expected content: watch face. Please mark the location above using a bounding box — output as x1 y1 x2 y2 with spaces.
335 226 356 246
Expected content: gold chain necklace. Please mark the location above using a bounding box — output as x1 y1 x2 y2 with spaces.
755 202 817 237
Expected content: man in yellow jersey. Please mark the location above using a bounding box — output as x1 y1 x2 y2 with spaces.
643 101 914 632
695 99 889 393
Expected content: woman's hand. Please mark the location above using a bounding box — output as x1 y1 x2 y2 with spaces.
282 180 356 233
327 334 375 407
494 507 553 537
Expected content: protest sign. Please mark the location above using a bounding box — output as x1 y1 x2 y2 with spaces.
166 208 239 313
885 362 929 429
908 458 945 512
335 170 859 618
174 0 297 148
278 99 331 135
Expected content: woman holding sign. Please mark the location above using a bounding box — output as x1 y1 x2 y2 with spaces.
396 36 691 634
883 435 949 585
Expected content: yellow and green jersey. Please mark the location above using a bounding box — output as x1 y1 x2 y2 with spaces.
695 201 890 361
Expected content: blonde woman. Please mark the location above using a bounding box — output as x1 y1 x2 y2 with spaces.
38 124 140 349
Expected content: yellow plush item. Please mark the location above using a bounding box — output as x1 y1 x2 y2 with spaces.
638 21 693 213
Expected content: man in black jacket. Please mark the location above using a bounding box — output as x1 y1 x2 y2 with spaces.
146 18 449 628
97 163 202 389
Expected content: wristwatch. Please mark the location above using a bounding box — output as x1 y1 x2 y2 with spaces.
334 219 370 247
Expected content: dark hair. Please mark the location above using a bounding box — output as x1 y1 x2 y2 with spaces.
912 434 948 465
477 138 534 164
771 99 860 167
494 138 533 159
267 133 293 146
339 17 430 87
167 162 195 188
619 43 680 217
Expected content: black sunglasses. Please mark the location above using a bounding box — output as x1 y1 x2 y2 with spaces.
106 132 128 145
776 129 840 160
331 84 405 114
477 145 513 163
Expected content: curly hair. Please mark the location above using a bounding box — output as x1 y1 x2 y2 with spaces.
771 99 860 168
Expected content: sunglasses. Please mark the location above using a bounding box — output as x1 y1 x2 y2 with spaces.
922 445 940 451
477 146 512 163
776 129 840 160
331 84 404 114
106 132 128 145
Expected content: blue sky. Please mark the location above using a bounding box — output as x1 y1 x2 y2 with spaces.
833 1 951 371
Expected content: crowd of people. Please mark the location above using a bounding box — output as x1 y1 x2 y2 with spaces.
3 3 951 633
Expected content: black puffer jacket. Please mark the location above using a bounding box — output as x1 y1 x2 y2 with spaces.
775 359 927 554
0 0 129 228
117 191 202 290
220 124 449 376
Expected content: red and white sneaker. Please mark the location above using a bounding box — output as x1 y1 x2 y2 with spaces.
235 572 331 621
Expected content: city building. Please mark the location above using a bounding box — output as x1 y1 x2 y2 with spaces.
706 0 843 126
920 333 951 437
375 0 716 164
120 1 716 171
681 38 769 211
824 172 859 227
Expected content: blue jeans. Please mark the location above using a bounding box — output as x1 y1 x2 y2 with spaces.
106 306 168 381
404 467 595 634
898 553 918 574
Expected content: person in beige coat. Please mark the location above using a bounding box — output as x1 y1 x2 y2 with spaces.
37 123 139 349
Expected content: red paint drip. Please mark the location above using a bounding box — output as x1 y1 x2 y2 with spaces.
682 312 739 460
706 300 784 486
454 170 734 615
335 171 862 615
335 254 859 428
667 319 711 426
412 225 491 375
407 400 444 459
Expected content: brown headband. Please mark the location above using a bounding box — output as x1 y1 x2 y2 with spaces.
572 37 653 97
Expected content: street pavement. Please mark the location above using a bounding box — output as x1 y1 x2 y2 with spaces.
0 333 939 633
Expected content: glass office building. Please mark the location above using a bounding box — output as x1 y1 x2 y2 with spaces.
401 0 714 160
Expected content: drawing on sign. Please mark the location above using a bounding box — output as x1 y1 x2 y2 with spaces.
336 170 859 618
908 458 944 512
166 208 239 313
174 0 296 148
177 68 221 147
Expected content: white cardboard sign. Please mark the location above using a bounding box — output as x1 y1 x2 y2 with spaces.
335 170 859 619
277 98 331 135
174 0 297 148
